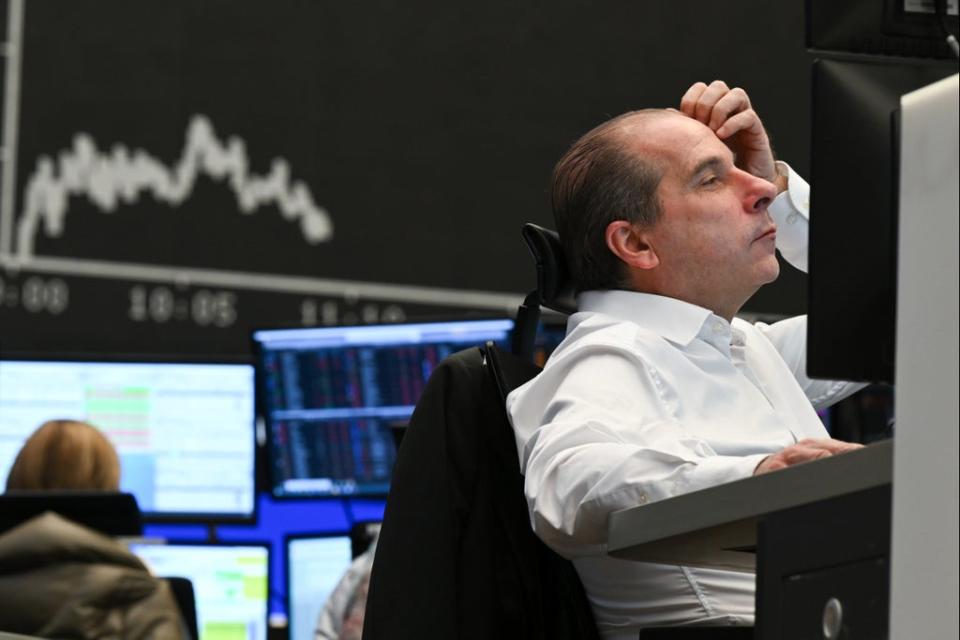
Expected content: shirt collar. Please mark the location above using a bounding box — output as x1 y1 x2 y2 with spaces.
576 289 718 346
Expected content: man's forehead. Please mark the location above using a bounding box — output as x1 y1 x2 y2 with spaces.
617 113 730 173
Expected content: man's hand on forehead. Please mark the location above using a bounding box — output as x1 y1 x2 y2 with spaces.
679 80 783 191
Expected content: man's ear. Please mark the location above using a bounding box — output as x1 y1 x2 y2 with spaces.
605 220 659 270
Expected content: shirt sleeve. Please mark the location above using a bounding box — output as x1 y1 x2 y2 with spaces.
754 315 867 410
768 161 810 273
511 345 767 558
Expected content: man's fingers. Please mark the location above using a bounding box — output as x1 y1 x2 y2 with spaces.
797 438 865 454
708 89 751 132
714 109 764 140
679 82 708 117
693 80 730 124
782 440 864 465
756 457 787 475
782 445 831 466
756 439 864 475
822 441 864 454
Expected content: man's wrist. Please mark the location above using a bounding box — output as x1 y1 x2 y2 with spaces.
754 455 771 475
772 161 789 195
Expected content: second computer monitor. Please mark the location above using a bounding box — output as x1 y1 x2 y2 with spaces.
286 534 355 640
129 542 270 640
807 56 956 383
253 318 514 497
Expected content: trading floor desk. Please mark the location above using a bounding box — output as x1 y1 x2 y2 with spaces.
607 440 893 638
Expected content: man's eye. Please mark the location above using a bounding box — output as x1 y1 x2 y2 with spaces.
702 176 719 186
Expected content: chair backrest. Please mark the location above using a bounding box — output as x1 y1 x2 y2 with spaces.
0 492 142 537
363 346 598 640
512 223 576 362
483 344 600 639
163 577 199 640
364 223 596 638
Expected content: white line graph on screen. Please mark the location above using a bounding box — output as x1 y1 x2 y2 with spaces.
0 0 519 310
13 113 335 262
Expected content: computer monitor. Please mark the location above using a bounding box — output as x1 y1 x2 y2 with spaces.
252 318 514 497
286 533 355 640
0 358 257 519
807 56 956 383
129 542 269 640
807 0 958 59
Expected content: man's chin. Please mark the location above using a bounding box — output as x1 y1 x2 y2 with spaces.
757 259 781 285
766 263 781 283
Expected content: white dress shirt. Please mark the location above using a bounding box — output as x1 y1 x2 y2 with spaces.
506 164 863 638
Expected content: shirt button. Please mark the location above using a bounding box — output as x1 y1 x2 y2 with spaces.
712 323 724 334
787 212 798 224
638 494 648 505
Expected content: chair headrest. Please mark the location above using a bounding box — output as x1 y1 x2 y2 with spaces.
522 223 577 315
0 491 143 537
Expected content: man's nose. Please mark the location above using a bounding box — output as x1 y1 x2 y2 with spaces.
742 170 778 213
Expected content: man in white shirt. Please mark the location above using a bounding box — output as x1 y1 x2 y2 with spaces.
506 81 865 638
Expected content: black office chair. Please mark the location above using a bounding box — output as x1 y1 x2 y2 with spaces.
0 491 143 536
362 341 598 640
164 576 199 640
363 219 598 639
511 223 576 362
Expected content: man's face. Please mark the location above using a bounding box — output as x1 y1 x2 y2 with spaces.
624 113 780 309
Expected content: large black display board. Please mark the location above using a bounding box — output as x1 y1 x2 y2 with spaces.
0 0 811 356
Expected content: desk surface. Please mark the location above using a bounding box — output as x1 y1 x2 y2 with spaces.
606 439 893 571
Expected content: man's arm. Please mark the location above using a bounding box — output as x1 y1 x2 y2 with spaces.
512 345 768 556
754 315 868 410
514 344 861 555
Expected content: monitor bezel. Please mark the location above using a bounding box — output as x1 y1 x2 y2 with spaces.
251 316 515 500
0 351 259 524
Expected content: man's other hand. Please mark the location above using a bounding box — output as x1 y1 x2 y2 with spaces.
754 438 865 475
679 80 784 192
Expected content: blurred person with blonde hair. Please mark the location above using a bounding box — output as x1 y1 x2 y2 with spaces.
6 419 121 492
0 419 188 639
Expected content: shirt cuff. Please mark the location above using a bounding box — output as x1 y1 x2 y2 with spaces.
672 453 770 497
768 161 810 273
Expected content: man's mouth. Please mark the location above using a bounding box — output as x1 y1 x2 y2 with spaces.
755 226 777 242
